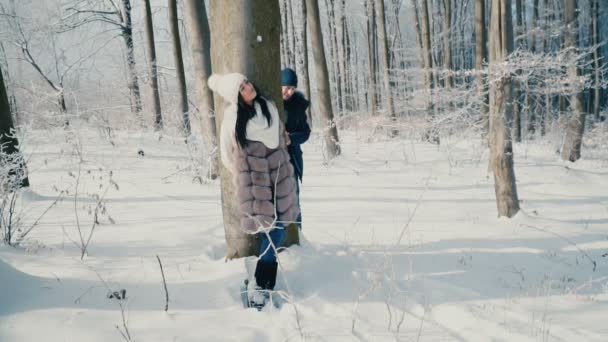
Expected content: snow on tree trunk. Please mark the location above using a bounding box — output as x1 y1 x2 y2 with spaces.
306 0 341 159
489 0 519 218
475 0 489 138
183 0 219 179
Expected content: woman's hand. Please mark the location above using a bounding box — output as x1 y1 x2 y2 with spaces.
283 130 291 146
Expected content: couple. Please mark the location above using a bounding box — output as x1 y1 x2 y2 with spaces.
208 68 310 308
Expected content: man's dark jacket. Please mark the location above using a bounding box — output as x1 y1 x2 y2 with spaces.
284 91 310 182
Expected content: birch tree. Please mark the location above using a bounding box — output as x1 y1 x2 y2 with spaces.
306 0 341 158
183 0 218 178
488 0 519 217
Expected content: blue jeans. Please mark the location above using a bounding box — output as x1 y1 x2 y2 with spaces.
295 177 302 229
258 224 286 263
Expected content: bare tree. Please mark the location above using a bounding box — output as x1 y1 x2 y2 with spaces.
209 0 299 259
376 0 398 136
561 0 586 162
60 0 143 116
488 0 519 217
296 0 312 125
168 0 190 135
590 0 601 121
183 0 219 179
143 0 163 130
306 0 341 158
442 0 452 89
421 0 438 143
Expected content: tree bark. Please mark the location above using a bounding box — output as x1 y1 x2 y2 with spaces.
376 0 398 136
306 0 341 158
297 0 313 125
168 0 190 135
489 0 519 218
590 0 601 121
183 0 219 179
561 0 586 162
143 0 163 130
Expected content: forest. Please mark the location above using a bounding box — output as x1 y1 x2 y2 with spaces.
1 0 607 341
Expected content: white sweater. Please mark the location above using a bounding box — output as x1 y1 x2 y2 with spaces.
219 99 280 173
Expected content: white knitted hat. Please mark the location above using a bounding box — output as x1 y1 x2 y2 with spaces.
208 73 247 104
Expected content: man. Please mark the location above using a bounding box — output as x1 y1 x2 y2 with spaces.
281 68 310 229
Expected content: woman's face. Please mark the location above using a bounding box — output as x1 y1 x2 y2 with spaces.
239 79 256 105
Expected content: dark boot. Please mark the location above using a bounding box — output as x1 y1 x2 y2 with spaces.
254 260 278 290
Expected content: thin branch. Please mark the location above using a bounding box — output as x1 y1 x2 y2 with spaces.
156 255 169 312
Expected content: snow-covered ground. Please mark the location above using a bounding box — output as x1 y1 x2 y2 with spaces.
1 127 607 341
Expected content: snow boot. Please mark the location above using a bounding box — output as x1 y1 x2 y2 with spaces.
254 260 278 291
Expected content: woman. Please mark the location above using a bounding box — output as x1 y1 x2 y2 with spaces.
208 72 299 308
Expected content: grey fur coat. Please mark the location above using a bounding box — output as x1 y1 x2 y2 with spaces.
232 128 299 233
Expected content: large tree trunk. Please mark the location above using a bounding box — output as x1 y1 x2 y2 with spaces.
489 0 519 218
120 0 142 116
143 0 163 130
306 0 341 158
475 0 489 138
168 0 190 135
183 0 219 179
561 0 586 162
376 0 398 136
0 64 29 190
209 0 299 259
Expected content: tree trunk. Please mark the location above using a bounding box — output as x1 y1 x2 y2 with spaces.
168 0 190 135
376 0 398 136
0 64 29 189
590 0 601 121
489 0 519 218
421 0 438 143
288 0 298 68
561 0 586 162
209 0 299 259
366 0 378 116
143 0 163 130
411 0 425 82
306 0 341 158
120 0 143 116
297 0 313 125
183 0 219 179
513 0 523 142
475 0 489 137
442 0 453 90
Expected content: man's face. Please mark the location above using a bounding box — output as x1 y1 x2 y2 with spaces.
282 86 296 101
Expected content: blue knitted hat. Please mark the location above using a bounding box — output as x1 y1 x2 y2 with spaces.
281 68 298 87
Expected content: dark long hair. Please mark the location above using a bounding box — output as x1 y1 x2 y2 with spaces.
235 83 273 149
